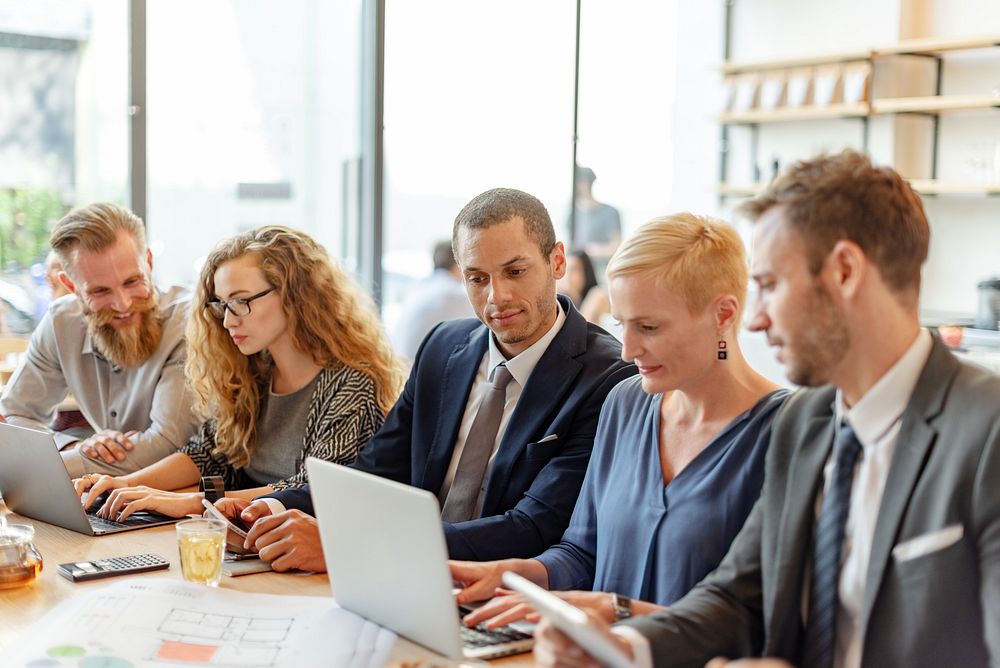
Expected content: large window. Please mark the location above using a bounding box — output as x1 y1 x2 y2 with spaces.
0 0 128 334
380 1 578 331
145 0 363 288
574 0 677 250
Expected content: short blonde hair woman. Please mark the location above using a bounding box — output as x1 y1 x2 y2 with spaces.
75 226 404 519
453 213 788 627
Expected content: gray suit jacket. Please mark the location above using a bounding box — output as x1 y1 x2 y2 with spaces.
625 336 1000 667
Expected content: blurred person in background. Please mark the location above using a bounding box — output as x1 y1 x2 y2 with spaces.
558 249 611 326
44 250 71 299
570 166 621 280
391 240 471 361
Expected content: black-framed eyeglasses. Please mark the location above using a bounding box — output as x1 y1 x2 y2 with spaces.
205 288 274 319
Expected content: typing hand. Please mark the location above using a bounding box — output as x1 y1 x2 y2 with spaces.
96 487 202 521
245 509 325 572
450 560 510 605
464 589 615 629
74 473 128 509
79 429 139 464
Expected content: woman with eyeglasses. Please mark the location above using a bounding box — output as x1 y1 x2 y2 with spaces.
73 226 404 520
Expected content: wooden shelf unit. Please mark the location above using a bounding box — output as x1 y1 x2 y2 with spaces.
873 34 1000 57
871 95 1000 114
720 102 870 124
722 50 870 75
718 32 1000 199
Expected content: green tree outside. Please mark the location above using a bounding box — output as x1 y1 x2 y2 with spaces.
0 188 66 271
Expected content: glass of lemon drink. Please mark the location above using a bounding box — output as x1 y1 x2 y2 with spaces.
176 518 226 586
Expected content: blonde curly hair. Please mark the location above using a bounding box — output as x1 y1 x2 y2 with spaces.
185 226 404 468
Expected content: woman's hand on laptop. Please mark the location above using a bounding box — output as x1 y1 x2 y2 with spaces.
74 473 129 509
464 589 618 629
451 558 549 608
93 487 204 521
244 509 325 572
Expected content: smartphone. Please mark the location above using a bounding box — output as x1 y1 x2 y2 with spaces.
201 499 256 556
501 572 633 668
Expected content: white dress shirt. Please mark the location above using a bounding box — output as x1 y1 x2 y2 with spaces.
823 328 932 668
616 328 933 668
438 303 567 515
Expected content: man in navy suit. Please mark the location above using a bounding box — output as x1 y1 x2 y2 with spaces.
220 188 635 571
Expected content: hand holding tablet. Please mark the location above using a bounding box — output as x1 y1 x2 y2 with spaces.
201 498 257 556
501 571 633 668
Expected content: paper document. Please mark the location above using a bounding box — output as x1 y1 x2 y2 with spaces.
6 578 396 667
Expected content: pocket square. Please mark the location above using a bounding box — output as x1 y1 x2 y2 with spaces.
891 523 964 563
536 434 559 444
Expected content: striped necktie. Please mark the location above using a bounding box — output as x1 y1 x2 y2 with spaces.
802 423 863 668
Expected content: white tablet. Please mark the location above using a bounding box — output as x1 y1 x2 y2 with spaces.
501 572 633 668
201 499 256 556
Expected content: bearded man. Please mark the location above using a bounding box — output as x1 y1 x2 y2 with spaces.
0 203 199 476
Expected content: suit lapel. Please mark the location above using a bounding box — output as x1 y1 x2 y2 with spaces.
421 327 488 492
480 298 585 514
859 337 957 638
768 410 835 642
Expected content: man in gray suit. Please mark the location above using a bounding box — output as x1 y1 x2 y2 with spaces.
533 150 1000 668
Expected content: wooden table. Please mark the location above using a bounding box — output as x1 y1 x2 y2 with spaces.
0 513 531 666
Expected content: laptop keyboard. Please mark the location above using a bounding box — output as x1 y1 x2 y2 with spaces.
87 513 129 531
460 624 532 649
87 511 173 531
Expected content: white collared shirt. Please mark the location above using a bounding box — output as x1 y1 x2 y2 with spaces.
438 302 567 515
617 328 933 668
825 327 932 668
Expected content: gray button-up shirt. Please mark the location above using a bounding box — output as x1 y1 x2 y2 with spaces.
0 286 200 475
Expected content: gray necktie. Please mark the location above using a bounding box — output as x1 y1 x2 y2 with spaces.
441 364 514 522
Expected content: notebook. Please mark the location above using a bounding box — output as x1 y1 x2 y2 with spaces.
0 422 180 535
306 457 533 661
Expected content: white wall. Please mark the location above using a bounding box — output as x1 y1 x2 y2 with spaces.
686 0 1000 320
663 0 1000 385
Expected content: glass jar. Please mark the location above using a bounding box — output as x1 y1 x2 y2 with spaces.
0 524 44 589
976 278 1000 331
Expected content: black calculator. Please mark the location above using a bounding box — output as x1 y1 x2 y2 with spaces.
58 553 170 582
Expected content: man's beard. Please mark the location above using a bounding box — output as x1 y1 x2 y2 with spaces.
784 281 851 387
84 292 164 369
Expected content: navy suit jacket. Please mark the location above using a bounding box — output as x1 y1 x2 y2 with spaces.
269 296 636 560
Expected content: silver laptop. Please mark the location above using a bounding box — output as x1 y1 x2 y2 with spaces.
0 422 180 535
306 457 533 661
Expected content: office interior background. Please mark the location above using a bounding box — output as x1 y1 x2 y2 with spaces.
1 0 999 381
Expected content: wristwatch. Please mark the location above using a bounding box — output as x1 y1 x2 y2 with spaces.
200 476 225 504
611 592 632 621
